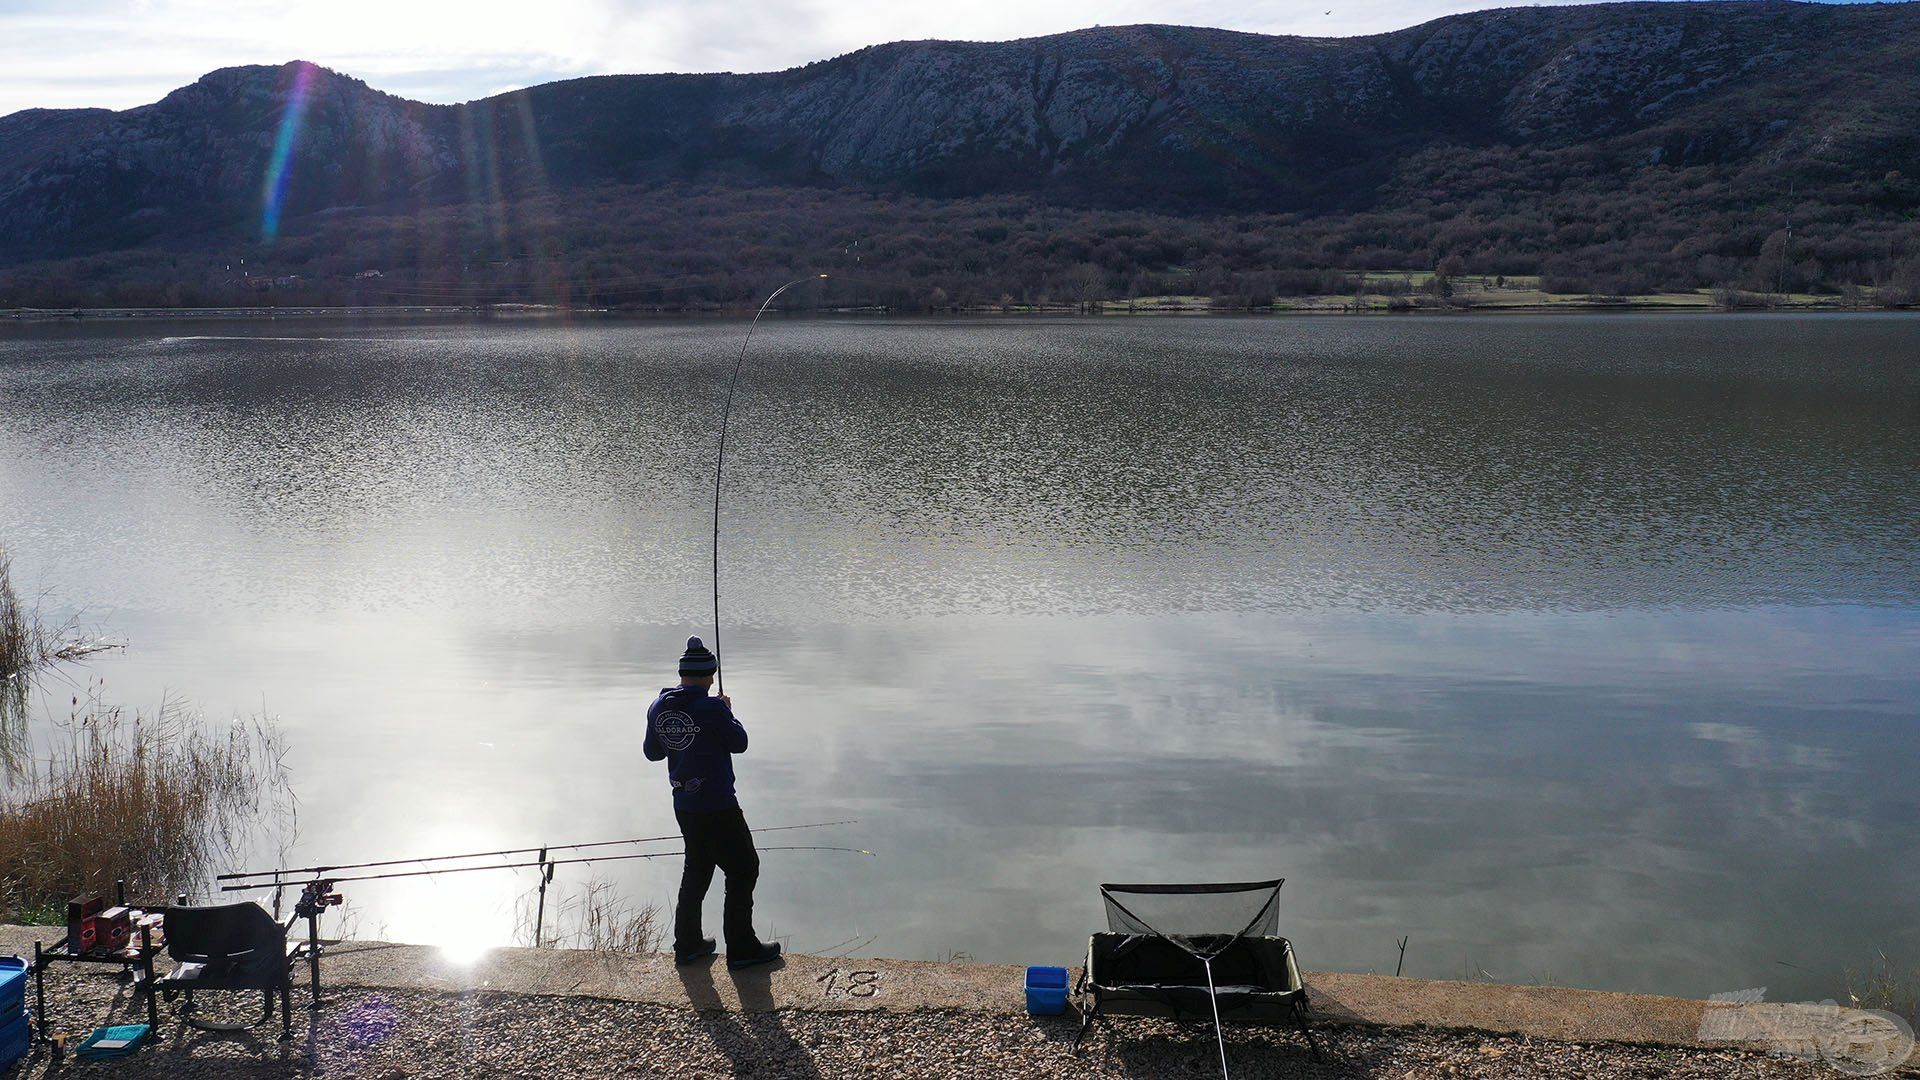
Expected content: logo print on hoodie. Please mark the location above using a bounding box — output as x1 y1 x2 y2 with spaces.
657 710 700 751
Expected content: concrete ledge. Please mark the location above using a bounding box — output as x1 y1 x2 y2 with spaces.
317 939 1018 1016
1306 971 1708 1044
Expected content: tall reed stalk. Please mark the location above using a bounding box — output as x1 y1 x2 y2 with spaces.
0 695 296 920
1 550 117 761
1846 950 1920 1027
514 877 663 954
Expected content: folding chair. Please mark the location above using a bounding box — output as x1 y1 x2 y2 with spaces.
152 902 309 1039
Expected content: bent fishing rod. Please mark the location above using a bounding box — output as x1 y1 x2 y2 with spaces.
217 846 875 892
711 274 829 695
706 268 962 690
218 818 859 884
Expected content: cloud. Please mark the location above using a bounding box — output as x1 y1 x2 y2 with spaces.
0 0 1867 116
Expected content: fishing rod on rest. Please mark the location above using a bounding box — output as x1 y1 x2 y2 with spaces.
217 818 860 884
216 845 877 892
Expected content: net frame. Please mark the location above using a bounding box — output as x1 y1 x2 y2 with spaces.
1095 878 1285 1080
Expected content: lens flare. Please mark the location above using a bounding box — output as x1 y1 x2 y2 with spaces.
260 63 318 243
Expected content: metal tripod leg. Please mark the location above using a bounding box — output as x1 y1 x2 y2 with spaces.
1070 966 1097 1054
306 910 322 1008
1072 1003 1097 1053
1294 1001 1323 1062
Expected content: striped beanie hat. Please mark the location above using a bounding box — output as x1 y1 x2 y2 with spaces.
678 636 718 676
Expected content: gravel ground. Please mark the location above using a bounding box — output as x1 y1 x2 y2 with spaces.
12 964 1912 1078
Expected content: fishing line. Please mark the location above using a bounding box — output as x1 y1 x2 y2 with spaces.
1204 956 1231 1080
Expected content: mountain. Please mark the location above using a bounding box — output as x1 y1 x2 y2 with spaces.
3 1 1919 305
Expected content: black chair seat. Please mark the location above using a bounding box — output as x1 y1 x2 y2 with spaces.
158 954 285 992
152 903 299 1038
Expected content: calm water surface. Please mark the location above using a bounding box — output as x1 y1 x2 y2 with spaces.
1 314 1916 1000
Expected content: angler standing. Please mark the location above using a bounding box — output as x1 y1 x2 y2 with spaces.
644 636 782 969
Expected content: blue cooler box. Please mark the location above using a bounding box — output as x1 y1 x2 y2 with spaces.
0 956 25 1026
0 1009 28 1069
0 955 28 1068
1025 965 1070 1015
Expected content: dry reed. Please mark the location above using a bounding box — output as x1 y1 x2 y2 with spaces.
515 877 664 954
0 694 295 920
1846 950 1920 1026
0 550 119 752
0 552 34 740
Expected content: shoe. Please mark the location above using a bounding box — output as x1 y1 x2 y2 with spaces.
674 938 717 965
726 942 782 970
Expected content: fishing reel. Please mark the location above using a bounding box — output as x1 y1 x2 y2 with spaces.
294 880 344 920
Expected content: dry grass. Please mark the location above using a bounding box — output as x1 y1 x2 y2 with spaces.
0 694 295 919
0 548 293 921
1846 950 1920 1026
516 877 664 954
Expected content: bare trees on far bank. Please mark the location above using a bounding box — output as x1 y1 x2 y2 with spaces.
6 176 1920 314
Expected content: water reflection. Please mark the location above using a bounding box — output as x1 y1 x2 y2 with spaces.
0 314 1915 1002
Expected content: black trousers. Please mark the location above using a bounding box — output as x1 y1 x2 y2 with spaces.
674 807 761 953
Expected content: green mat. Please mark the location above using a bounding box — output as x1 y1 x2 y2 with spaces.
75 1023 151 1059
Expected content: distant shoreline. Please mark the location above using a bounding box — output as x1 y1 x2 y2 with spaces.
2 295 1908 324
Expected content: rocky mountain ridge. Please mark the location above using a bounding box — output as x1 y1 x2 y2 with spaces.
1 1 1916 303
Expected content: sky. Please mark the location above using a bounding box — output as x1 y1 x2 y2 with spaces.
0 0 1879 117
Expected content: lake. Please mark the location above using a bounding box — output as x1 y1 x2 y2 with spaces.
1 313 1916 1002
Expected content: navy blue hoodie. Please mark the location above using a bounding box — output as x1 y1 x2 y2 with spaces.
643 684 749 811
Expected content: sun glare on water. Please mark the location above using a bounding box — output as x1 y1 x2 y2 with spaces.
337 827 533 966
437 936 494 966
